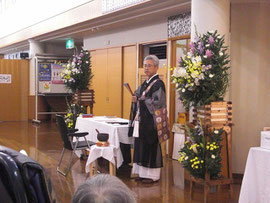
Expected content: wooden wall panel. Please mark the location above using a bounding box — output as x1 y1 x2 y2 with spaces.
0 59 29 121
123 46 136 119
107 47 122 117
91 49 108 116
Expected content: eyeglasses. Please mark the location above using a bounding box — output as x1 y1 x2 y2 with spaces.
143 64 154 68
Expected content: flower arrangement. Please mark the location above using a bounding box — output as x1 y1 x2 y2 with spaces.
179 122 223 179
171 30 230 110
65 103 86 129
61 49 93 92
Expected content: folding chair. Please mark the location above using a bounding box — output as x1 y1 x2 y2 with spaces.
56 114 95 176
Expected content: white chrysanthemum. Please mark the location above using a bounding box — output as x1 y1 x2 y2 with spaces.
194 78 199 86
211 154 216 159
203 55 207 58
185 156 188 160
214 130 219 134
209 74 214 78
217 35 222 39
192 56 202 64
219 52 224 56
182 88 186 92
72 68 77 73
209 30 214 34
205 44 210 47
187 52 193 58
198 73 205 80
173 67 187 77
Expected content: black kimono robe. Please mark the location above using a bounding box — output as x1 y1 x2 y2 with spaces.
133 74 166 169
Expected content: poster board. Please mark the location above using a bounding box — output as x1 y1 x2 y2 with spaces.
38 63 71 94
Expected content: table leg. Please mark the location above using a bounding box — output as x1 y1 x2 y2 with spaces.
94 160 98 175
109 162 115 175
89 162 94 177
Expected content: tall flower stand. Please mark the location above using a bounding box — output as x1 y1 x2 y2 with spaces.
73 89 95 114
190 101 233 203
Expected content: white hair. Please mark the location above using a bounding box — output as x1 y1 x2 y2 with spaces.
72 174 137 203
143 55 159 67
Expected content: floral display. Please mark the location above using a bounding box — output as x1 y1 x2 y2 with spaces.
171 30 230 110
179 122 223 179
61 49 93 92
65 103 86 129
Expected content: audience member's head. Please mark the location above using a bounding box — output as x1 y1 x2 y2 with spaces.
72 174 137 203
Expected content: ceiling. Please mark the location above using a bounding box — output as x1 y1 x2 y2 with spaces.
0 0 191 54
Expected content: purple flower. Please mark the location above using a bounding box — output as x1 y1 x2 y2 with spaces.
73 58 77 63
206 49 212 58
178 57 182 64
198 42 204 54
189 42 196 54
189 42 195 49
195 37 200 43
209 36 214 45
79 53 84 57
78 60 82 64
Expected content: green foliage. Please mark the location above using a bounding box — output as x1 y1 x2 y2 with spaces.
61 49 93 92
179 123 223 179
171 30 230 110
65 103 86 129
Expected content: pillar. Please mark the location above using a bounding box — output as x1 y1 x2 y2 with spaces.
29 39 44 95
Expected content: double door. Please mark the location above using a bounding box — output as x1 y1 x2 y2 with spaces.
91 46 136 118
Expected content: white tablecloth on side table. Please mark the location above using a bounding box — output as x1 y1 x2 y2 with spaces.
75 116 133 168
172 133 185 160
85 145 122 173
239 147 270 203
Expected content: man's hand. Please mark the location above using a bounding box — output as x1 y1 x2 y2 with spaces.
132 96 137 103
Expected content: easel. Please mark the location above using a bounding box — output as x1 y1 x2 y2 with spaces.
73 89 95 114
189 102 233 203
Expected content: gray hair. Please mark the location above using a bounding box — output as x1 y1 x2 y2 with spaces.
143 55 159 67
72 174 137 203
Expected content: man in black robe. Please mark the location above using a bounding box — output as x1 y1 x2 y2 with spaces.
131 55 166 183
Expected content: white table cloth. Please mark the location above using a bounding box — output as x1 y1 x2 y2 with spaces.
75 116 133 148
85 145 122 173
239 147 270 203
172 132 185 160
75 116 133 168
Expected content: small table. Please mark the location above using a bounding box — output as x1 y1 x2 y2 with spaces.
239 147 270 203
171 123 185 160
86 145 118 176
75 116 133 168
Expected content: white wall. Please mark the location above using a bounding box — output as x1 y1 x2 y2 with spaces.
83 16 167 50
231 2 270 173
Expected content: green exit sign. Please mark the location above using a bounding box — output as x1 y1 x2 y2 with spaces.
66 39 74 49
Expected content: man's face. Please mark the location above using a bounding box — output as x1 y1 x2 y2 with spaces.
144 59 158 78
